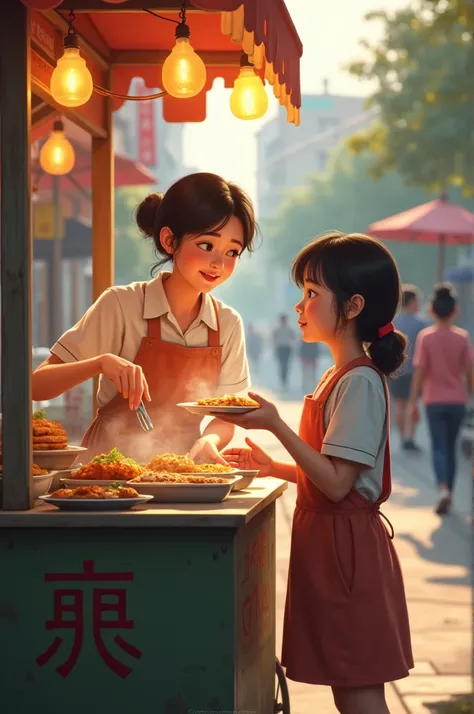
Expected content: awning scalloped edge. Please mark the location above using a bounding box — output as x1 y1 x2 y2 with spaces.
221 8 300 125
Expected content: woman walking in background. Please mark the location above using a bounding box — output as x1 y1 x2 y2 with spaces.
410 284 473 515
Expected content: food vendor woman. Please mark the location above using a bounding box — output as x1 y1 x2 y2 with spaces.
32 172 256 464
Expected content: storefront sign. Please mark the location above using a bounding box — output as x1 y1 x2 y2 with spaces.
34 202 64 239
137 79 157 167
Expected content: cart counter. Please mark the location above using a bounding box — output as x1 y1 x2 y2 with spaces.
0 477 287 714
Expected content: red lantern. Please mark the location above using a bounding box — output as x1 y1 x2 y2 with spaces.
20 0 63 8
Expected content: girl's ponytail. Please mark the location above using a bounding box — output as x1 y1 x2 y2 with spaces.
368 329 407 377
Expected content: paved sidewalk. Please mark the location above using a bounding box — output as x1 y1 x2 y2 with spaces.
232 394 472 714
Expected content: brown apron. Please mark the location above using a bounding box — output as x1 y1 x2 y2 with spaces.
81 294 222 462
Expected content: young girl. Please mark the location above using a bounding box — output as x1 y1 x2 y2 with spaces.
32 172 256 463
410 283 473 515
221 232 414 714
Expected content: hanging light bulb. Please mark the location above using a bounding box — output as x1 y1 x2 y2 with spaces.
230 54 268 121
50 14 93 108
162 21 207 98
39 120 75 176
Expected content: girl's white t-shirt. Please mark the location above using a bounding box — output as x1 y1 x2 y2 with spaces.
315 366 387 502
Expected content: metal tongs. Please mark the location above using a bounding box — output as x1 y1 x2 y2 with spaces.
136 400 153 432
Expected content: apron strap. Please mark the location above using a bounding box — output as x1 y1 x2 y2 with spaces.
147 316 162 339
207 296 220 348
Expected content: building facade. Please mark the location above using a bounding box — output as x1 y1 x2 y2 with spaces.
255 83 376 316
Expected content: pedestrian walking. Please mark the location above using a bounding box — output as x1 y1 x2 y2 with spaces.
410 283 473 515
222 232 414 714
298 339 320 392
272 314 296 390
391 285 427 451
245 323 263 375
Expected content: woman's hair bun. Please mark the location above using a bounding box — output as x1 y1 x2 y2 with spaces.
135 192 164 239
433 283 454 299
431 281 457 318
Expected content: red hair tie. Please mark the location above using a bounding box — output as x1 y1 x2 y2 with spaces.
378 322 395 339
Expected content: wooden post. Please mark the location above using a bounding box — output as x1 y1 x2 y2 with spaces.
0 2 33 509
52 175 63 340
91 72 114 409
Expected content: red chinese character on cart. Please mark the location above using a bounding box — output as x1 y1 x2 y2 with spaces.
36 560 142 679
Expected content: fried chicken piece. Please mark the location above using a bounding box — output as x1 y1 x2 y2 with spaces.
0 463 48 476
72 461 144 481
33 442 68 451
50 484 140 499
50 488 75 498
33 434 69 444
115 486 140 498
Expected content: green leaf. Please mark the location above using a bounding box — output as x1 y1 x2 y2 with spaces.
92 448 139 467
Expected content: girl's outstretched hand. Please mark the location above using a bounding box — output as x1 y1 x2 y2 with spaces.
212 392 281 432
223 437 273 477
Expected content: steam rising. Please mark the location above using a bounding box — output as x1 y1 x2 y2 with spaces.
87 377 218 463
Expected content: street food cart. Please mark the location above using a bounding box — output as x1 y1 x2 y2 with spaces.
0 2 301 711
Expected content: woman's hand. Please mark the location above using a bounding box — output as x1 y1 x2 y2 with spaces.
99 353 151 410
212 392 281 432
223 437 274 477
188 435 230 465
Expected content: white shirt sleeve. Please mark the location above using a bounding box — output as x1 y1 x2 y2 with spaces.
321 371 386 468
51 289 125 363
215 313 250 395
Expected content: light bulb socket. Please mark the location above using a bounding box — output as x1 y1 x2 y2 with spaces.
175 22 190 40
240 53 252 68
63 32 80 50
53 120 64 132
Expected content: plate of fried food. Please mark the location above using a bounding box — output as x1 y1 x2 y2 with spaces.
144 452 256 491
0 449 54 499
38 483 153 511
60 448 145 487
127 471 240 503
32 410 87 469
177 394 260 416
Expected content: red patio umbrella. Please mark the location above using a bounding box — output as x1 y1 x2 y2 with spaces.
368 194 474 281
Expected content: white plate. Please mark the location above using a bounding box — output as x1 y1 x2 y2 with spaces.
0 473 54 500
32 445 88 470
38 494 153 511
60 478 129 487
230 470 259 490
177 402 259 416
183 469 258 491
125 478 238 503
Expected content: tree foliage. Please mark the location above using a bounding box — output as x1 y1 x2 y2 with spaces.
347 0 474 192
266 144 474 298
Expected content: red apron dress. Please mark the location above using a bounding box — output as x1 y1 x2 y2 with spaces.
281 357 413 687
81 292 222 462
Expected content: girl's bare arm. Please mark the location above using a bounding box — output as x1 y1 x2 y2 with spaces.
269 460 298 483
273 420 359 501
